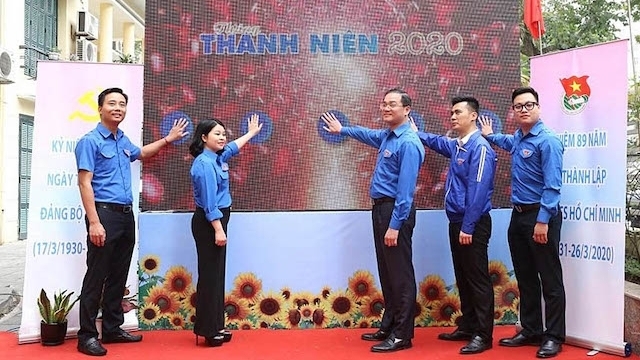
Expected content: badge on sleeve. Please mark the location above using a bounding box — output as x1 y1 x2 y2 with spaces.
124 149 131 157
221 163 229 171
383 149 392 158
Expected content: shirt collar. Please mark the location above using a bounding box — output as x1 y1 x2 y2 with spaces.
389 121 412 137
458 129 478 145
529 120 545 135
202 148 220 160
516 120 545 138
97 122 123 139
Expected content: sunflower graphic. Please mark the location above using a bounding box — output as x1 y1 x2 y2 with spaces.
450 310 463 327
494 307 506 321
419 274 447 305
145 285 180 314
432 294 461 323
361 292 385 319
312 306 330 328
187 312 196 325
280 286 292 301
357 319 371 328
497 280 520 308
488 260 510 288
139 303 161 325
327 290 357 323
238 320 254 330
348 270 376 301
232 272 263 304
181 287 197 313
224 293 251 321
164 265 193 297
511 297 520 313
256 291 285 323
414 300 429 325
299 304 314 321
291 291 315 308
285 308 302 328
320 285 332 300
140 255 161 275
169 314 185 329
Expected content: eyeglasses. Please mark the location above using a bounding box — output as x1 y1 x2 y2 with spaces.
380 102 406 110
512 102 538 112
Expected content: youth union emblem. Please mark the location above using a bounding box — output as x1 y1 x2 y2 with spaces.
559 75 591 115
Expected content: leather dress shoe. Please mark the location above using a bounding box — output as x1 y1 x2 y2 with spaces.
361 329 389 341
101 329 143 344
460 335 492 354
536 340 562 358
371 336 412 353
438 328 473 341
77 337 107 356
499 332 541 347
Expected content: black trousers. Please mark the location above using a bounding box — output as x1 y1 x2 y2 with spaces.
449 214 494 341
373 202 417 340
191 207 230 338
508 209 565 342
78 207 135 341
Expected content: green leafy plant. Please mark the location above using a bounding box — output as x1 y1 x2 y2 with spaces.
115 53 134 63
37 289 80 324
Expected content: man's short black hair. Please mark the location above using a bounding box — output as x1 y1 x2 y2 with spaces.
452 96 479 113
98 88 129 107
384 88 412 107
511 87 539 103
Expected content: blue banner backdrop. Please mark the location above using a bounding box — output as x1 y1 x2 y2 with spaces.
138 210 517 330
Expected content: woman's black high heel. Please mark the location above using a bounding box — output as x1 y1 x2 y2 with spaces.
195 334 224 347
204 334 225 347
219 330 232 343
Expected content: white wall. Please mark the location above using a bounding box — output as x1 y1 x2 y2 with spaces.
0 0 28 244
0 0 145 244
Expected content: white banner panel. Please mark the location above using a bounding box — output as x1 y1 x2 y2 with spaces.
18 62 143 343
531 40 629 356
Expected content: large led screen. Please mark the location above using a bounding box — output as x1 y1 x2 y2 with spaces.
142 0 521 211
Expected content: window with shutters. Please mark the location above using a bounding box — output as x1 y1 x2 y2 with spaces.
24 0 58 77
18 115 34 240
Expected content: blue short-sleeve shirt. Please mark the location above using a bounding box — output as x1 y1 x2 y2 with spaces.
74 122 141 205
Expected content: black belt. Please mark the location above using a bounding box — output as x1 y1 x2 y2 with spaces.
372 196 395 206
96 202 133 213
513 203 540 213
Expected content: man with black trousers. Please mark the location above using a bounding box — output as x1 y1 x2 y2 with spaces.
480 86 565 359
413 96 497 354
74 88 188 356
322 88 424 353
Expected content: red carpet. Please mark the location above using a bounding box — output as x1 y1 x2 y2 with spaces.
1 326 626 359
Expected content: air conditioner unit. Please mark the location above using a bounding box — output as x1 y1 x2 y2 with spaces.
77 10 99 40
0 47 15 84
76 39 98 62
112 40 123 53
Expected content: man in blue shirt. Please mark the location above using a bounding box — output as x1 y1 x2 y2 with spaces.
480 87 565 359
323 88 424 353
74 88 188 356
413 96 497 354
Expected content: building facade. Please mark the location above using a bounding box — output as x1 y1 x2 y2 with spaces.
0 0 145 244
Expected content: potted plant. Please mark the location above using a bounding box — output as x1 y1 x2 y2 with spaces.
114 53 135 63
37 289 79 346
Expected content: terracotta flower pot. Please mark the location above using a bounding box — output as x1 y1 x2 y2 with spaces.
40 321 68 346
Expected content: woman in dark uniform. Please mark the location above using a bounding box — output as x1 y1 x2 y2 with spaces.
188 114 262 347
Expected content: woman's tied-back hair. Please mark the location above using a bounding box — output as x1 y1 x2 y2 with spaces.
189 118 226 158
